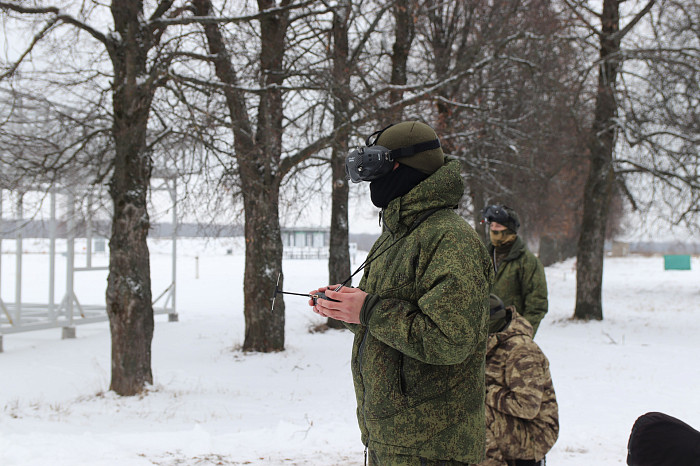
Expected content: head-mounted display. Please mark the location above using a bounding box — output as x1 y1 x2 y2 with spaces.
344 124 441 183
344 145 395 183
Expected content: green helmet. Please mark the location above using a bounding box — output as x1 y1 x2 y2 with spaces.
375 121 445 175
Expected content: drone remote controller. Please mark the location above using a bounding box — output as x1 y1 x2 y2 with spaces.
312 292 341 305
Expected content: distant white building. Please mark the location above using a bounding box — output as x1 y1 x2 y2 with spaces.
282 227 329 259
281 227 329 248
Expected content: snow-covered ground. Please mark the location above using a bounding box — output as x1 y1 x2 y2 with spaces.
1 238 699 465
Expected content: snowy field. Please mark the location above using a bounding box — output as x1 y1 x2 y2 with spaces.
1 238 699 465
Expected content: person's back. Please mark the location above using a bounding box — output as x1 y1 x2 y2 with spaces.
478 297 558 466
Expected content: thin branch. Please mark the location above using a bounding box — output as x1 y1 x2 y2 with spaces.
0 2 108 45
562 0 602 37
149 0 316 27
0 17 58 80
614 0 657 42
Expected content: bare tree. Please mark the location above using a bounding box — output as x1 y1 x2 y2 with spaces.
383 0 417 124
565 0 643 319
615 0 700 227
178 0 449 348
419 0 588 249
185 0 332 351
567 0 699 320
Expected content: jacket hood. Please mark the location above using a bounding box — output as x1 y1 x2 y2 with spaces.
382 157 463 235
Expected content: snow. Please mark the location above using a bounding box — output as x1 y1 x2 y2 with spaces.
1 239 699 465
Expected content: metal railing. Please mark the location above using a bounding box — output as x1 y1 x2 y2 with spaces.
0 180 178 352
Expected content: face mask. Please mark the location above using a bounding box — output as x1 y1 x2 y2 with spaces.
369 164 428 208
489 229 517 247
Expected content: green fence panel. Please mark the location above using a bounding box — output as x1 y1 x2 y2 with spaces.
664 254 691 270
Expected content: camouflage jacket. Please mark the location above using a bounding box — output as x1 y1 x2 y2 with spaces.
486 308 559 460
487 236 548 335
346 159 494 463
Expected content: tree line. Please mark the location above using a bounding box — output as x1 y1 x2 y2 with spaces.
1 0 698 395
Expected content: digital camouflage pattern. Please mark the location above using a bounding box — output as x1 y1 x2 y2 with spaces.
368 449 474 466
477 308 558 466
487 236 548 335
344 158 494 464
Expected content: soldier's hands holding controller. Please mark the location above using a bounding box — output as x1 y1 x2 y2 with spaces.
308 285 367 324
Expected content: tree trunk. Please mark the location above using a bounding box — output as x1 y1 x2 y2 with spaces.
574 0 621 321
327 1 352 330
241 1 289 350
242 182 285 350
106 0 156 395
107 127 154 395
385 0 416 124
327 141 350 330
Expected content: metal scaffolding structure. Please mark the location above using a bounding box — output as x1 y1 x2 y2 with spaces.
0 178 178 352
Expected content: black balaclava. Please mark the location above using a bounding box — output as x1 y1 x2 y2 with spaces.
369 163 428 209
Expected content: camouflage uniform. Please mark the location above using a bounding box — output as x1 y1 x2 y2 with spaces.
346 159 494 464
477 308 558 466
487 237 548 336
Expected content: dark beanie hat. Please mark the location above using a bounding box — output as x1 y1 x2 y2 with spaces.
627 411 700 465
375 121 445 175
503 206 520 233
482 204 521 233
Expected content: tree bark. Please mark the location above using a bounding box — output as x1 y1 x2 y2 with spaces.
106 0 157 395
242 180 285 350
574 0 622 321
236 1 289 351
385 0 416 124
327 1 352 330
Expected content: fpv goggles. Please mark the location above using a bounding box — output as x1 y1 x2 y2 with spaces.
344 125 440 183
481 204 519 229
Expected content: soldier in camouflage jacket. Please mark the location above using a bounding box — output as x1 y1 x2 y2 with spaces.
482 205 548 336
478 299 559 466
311 121 494 465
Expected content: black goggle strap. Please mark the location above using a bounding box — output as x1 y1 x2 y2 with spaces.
365 124 394 146
387 139 440 161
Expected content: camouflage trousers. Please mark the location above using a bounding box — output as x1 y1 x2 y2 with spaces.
368 449 475 466
475 405 555 466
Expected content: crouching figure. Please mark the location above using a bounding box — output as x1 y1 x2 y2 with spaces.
477 295 559 466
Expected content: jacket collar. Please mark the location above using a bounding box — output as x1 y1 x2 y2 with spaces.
487 235 526 262
381 158 462 236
